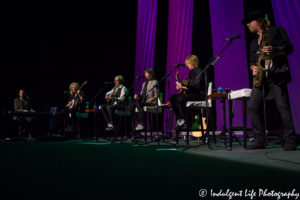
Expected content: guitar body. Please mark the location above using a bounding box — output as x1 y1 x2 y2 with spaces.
191 115 207 137
106 94 115 105
175 71 189 94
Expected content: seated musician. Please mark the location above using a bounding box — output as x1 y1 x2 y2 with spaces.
13 89 35 140
65 82 85 138
131 68 159 131
102 75 128 130
170 55 205 128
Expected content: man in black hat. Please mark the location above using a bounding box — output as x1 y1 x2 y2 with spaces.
242 10 297 150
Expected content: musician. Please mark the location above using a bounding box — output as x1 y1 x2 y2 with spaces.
102 75 128 130
170 55 205 128
13 89 35 140
65 82 85 138
242 10 297 150
131 68 159 131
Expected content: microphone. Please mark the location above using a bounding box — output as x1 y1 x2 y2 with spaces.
136 75 145 79
104 81 113 84
173 64 185 67
225 34 241 41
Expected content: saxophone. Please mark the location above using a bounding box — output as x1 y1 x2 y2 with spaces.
253 20 273 88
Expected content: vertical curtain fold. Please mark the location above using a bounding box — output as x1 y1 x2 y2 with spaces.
134 0 157 94
164 0 194 128
271 0 300 134
209 0 250 130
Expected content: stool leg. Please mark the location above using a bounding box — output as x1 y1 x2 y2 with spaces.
176 128 179 144
150 113 153 142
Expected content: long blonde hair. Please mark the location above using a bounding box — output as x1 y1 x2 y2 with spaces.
69 82 79 95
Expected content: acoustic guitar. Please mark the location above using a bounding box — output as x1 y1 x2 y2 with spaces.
106 87 118 104
175 71 189 94
191 114 207 137
69 80 88 110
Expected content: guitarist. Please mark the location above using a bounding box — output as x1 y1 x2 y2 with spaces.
65 82 85 137
170 55 205 128
102 75 128 130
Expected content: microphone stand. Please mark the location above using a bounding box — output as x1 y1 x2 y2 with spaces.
124 76 145 143
182 38 236 151
144 67 181 145
90 82 112 142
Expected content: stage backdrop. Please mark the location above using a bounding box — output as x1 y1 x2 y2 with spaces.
164 0 194 128
134 0 157 94
209 0 250 131
271 0 300 134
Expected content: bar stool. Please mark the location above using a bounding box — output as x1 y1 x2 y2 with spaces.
228 88 252 149
184 82 213 146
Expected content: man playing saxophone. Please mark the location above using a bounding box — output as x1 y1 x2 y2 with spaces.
242 10 297 150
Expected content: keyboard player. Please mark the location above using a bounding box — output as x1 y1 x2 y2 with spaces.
13 89 35 140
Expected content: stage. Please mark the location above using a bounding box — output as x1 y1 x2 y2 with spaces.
1 137 300 200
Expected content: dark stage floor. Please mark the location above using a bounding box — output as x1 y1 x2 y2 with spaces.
1 136 300 200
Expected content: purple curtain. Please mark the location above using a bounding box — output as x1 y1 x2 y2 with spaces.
209 0 250 130
164 0 194 128
134 0 157 94
272 0 300 134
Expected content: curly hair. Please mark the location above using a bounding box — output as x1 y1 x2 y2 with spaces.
69 82 80 95
256 17 270 32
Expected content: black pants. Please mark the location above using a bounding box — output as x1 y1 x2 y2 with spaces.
170 93 203 120
14 116 32 137
128 100 156 126
64 110 80 135
102 104 124 125
248 80 296 145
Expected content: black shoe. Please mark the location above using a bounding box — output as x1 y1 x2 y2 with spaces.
246 142 266 150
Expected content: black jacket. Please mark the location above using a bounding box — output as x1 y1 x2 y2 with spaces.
187 67 205 95
249 26 293 85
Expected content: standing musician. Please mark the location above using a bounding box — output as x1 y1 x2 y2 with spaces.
13 89 35 140
65 82 85 138
170 55 205 128
242 10 297 150
131 68 159 131
102 75 128 130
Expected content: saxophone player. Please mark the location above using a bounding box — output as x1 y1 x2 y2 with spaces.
242 10 297 150
102 75 128 130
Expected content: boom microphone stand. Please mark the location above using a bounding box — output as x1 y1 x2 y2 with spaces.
146 76 176 146
90 82 113 142
147 66 184 145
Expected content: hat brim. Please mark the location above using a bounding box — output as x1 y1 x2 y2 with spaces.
241 10 265 25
